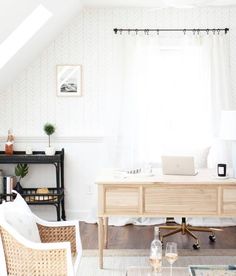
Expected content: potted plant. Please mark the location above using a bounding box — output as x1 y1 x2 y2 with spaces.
44 123 56 155
14 163 29 194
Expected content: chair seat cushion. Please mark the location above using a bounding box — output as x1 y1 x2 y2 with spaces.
1 192 41 243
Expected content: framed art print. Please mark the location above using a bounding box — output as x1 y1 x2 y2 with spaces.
57 65 82 96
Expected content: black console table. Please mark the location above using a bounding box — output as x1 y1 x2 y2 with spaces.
0 149 65 221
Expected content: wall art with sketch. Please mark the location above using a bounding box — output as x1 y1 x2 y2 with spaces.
57 65 82 96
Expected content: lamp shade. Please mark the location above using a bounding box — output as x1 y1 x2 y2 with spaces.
220 110 236 140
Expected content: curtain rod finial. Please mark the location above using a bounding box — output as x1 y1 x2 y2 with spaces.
114 28 118 34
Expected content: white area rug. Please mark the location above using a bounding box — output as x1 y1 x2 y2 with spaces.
77 250 236 276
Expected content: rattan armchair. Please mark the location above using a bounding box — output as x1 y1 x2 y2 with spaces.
0 212 82 276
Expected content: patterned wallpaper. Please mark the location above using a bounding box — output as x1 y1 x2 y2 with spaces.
1 7 236 137
1 7 236 218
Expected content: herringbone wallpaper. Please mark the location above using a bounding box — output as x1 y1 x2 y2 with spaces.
1 7 235 135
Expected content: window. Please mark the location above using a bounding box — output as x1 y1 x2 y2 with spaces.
114 36 218 167
0 4 52 69
136 45 212 162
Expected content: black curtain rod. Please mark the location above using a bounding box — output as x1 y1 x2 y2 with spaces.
113 28 229 35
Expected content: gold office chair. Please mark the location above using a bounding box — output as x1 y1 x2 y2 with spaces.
159 217 223 249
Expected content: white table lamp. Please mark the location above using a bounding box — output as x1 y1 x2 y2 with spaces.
220 110 236 178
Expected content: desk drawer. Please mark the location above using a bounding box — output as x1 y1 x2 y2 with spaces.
104 187 140 214
144 186 218 215
222 188 236 215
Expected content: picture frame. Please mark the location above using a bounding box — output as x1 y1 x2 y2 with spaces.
56 65 82 97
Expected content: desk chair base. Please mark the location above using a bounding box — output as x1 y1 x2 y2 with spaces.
159 218 223 249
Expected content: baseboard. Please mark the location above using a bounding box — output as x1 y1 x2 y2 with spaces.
30 207 94 222
66 209 96 222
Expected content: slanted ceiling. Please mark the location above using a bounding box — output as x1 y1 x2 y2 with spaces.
0 0 236 90
82 0 236 8
0 0 82 90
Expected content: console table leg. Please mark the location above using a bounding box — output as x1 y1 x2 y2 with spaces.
61 199 66 220
98 217 104 269
60 153 66 221
56 204 61 221
104 217 108 249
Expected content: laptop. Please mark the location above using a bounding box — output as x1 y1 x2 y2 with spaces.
161 156 198 176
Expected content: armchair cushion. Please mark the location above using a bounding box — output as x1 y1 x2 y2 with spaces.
0 192 41 243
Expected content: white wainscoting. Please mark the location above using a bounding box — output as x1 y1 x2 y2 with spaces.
0 136 104 143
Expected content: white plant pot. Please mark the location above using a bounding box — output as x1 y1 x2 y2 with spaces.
45 147 55 156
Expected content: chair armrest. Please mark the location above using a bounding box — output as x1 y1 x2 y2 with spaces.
0 225 74 276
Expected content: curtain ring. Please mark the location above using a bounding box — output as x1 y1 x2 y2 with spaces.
128 29 130 35
183 29 186 35
213 29 216 35
119 29 122 35
217 29 220 35
193 29 196 35
157 29 159 35
206 29 209 35
197 29 200 35
135 29 138 35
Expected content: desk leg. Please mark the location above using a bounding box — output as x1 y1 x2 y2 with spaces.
104 217 108 249
98 217 104 269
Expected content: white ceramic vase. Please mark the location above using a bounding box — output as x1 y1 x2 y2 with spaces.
45 147 55 156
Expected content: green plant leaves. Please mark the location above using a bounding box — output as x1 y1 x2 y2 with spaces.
44 123 56 136
15 163 29 179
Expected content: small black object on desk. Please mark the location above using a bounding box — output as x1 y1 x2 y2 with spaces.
217 163 227 177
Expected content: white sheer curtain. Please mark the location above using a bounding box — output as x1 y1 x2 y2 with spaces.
109 32 231 171
98 32 234 227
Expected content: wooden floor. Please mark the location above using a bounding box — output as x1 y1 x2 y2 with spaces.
80 222 236 250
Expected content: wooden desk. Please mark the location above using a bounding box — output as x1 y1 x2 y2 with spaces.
96 169 236 268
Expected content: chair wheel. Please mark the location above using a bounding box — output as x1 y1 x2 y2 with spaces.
193 243 200 250
209 235 216 242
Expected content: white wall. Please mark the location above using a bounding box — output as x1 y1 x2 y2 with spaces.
1 7 236 220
